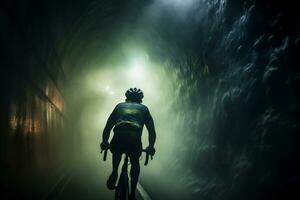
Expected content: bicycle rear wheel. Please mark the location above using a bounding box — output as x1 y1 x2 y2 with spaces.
115 172 129 200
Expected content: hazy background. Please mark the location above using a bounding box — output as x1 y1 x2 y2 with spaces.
1 0 299 199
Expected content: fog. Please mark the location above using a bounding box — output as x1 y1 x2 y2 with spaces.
64 37 197 198
1 0 299 200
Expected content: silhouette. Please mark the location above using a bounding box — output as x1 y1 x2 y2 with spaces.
100 88 156 200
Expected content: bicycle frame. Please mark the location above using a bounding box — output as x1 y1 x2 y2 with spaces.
101 149 151 200
115 154 129 200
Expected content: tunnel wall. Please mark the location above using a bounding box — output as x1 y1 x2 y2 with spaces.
146 1 300 199
0 1 68 198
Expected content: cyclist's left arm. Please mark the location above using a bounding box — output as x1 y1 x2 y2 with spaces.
145 108 156 150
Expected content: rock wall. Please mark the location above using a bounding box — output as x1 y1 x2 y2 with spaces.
145 0 300 199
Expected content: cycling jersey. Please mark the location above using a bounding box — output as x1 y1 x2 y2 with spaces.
113 102 152 132
102 101 156 154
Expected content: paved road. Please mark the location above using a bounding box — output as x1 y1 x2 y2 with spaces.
44 154 151 200
43 151 194 200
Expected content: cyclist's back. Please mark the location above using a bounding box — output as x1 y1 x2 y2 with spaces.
113 101 150 132
110 101 151 155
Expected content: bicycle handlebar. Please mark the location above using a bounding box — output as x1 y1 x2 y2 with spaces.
100 148 153 166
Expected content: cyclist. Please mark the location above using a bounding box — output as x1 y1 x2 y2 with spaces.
100 88 156 200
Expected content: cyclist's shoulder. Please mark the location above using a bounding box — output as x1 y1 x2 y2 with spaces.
137 103 150 114
136 102 149 110
118 102 149 110
113 102 125 111
136 102 148 108
115 102 125 107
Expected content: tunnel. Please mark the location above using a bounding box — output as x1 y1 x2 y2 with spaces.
1 0 300 200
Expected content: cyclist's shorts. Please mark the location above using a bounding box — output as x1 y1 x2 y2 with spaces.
110 131 142 157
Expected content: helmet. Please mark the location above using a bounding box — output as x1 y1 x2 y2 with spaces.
125 88 144 102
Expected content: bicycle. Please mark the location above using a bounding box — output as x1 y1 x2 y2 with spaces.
101 148 152 200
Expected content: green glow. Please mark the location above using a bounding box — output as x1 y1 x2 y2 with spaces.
77 49 172 158
66 44 187 193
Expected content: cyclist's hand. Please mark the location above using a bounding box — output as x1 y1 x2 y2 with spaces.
100 141 109 151
146 146 156 156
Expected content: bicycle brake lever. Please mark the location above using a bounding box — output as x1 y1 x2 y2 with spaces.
100 149 108 161
144 153 149 166
103 149 108 161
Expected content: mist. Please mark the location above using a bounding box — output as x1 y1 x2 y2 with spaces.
1 0 299 200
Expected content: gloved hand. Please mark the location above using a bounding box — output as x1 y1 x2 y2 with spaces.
100 141 109 150
146 146 156 156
